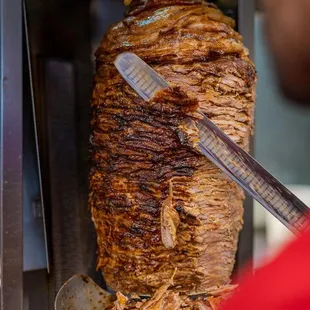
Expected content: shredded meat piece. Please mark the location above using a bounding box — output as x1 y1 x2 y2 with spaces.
105 282 237 310
90 0 256 299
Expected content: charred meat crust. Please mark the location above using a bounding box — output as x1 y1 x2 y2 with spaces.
90 0 256 296
126 0 218 16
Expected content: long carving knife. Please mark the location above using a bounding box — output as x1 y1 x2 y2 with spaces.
115 52 310 235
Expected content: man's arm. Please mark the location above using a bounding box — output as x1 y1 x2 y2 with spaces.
263 0 310 103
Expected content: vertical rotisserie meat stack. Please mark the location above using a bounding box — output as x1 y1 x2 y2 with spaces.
89 0 256 308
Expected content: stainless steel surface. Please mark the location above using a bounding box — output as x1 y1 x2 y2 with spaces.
23 0 49 272
0 0 23 309
55 275 113 310
24 0 99 305
23 63 48 272
24 270 49 310
19 0 98 308
44 59 86 293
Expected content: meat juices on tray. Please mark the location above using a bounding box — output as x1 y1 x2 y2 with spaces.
90 0 256 297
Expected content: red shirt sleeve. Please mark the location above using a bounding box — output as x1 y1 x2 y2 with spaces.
221 229 310 310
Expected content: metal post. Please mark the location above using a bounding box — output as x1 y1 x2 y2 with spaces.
239 0 255 58
236 0 255 272
0 0 23 309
